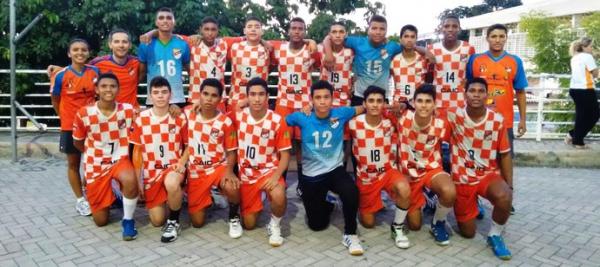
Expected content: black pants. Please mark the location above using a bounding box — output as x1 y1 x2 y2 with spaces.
569 89 600 145
298 166 358 235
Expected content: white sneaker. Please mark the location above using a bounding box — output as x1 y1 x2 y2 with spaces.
161 219 181 243
391 223 410 249
342 234 364 256
228 217 243 239
266 222 284 247
76 199 91 216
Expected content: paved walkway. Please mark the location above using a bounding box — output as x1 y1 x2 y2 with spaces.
0 158 599 266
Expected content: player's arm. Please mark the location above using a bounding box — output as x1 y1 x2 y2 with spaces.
353 105 365 116
138 63 147 83
514 56 529 137
414 46 436 64
498 151 513 190
174 147 189 174
49 71 63 114
73 139 84 153
51 96 60 115
132 144 145 199
321 35 337 71
222 150 240 190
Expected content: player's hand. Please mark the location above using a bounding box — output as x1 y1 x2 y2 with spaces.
388 102 406 118
261 39 273 55
302 104 312 116
221 171 240 190
236 99 248 111
138 184 145 201
189 34 202 46
168 104 182 118
424 49 436 64
47 65 61 78
172 161 186 174
139 33 151 44
261 174 280 191
191 100 202 114
517 120 527 137
304 39 318 53
323 53 335 71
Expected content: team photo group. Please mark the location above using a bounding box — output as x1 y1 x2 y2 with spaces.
49 6 529 260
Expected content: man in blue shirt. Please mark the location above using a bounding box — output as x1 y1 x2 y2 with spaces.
138 7 190 106
286 80 365 256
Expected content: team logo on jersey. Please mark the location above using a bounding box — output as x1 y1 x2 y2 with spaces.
426 135 437 145
460 54 469 62
479 64 487 73
380 49 388 59
484 130 493 140
258 51 266 59
261 129 270 138
210 128 220 138
168 124 177 133
118 119 127 129
128 67 136 76
329 117 340 128
173 48 182 59
505 67 512 73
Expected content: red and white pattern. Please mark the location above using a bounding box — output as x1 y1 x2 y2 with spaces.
188 40 229 102
229 41 270 104
447 107 511 185
72 103 135 182
129 109 187 185
233 109 291 184
185 108 237 178
398 110 448 180
273 42 315 109
429 41 475 109
390 53 427 103
348 114 397 185
318 45 354 107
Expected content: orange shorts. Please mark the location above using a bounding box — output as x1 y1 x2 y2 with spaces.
85 159 134 213
143 169 179 209
240 175 286 216
186 165 227 214
454 173 502 223
357 169 405 214
408 168 446 213
274 105 301 140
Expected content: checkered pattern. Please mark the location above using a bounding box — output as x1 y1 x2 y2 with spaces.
273 42 315 109
129 109 187 184
429 41 475 109
348 114 397 185
390 53 427 103
234 109 291 184
188 40 229 102
398 110 448 180
447 107 511 185
229 41 270 104
184 109 237 178
72 103 135 183
318 45 354 107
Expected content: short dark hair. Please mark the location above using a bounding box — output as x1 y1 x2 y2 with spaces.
245 16 262 25
290 17 305 29
149 76 171 92
108 28 130 42
413 83 436 101
200 78 224 96
68 38 89 51
466 77 488 90
157 7 173 14
310 80 334 96
330 21 346 30
486 23 508 37
442 14 460 26
369 15 387 25
400 24 418 37
246 77 269 94
363 86 386 101
95 72 120 87
201 16 219 27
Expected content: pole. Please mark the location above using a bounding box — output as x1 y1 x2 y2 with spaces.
10 0 17 162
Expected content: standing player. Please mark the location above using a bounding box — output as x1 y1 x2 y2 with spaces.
72 73 139 240
130 77 187 243
397 84 456 246
319 22 354 108
391 25 428 105
181 78 243 238
138 7 190 106
50 38 98 216
287 80 364 255
448 78 514 260
233 77 290 246
348 86 411 249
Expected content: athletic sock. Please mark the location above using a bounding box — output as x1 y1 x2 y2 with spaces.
168 208 180 223
433 201 452 223
122 197 138 220
77 197 85 202
228 203 240 219
393 205 408 225
488 220 506 237
270 214 282 226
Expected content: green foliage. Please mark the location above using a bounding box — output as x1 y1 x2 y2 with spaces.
581 12 600 47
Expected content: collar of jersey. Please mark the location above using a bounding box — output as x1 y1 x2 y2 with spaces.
485 50 507 62
67 65 88 77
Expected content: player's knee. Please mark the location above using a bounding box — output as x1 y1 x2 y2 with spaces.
395 182 411 199
407 221 422 231
269 187 286 204
492 190 512 208
93 217 109 227
150 218 165 227
438 184 457 204
457 223 476 238
242 218 257 230
359 215 375 229
459 229 476 239
307 219 329 231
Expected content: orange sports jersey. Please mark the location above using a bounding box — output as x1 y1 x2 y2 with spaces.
447 107 510 185
129 109 187 184
318 45 354 107
228 41 270 104
185 36 243 103
398 110 449 180
429 41 475 109
233 109 292 184
89 55 140 107
184 108 237 178
467 51 528 128
72 103 135 182
390 52 427 103
272 41 317 109
348 114 398 185
50 65 99 131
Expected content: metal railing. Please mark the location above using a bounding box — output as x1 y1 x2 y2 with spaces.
1 70 599 141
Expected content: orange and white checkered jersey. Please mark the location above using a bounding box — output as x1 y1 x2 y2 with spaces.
72 103 135 182
447 107 511 185
272 41 317 109
228 41 270 103
318 45 354 107
428 41 475 109
348 114 398 185
390 52 427 103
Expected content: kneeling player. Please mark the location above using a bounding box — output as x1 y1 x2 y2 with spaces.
181 78 243 238
131 77 187 242
72 73 138 240
348 86 412 249
233 77 290 246
397 84 456 246
448 78 513 260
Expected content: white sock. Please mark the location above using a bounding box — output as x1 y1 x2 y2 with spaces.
270 214 282 226
488 220 505 237
393 206 408 225
433 201 452 223
77 197 85 202
122 197 138 220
